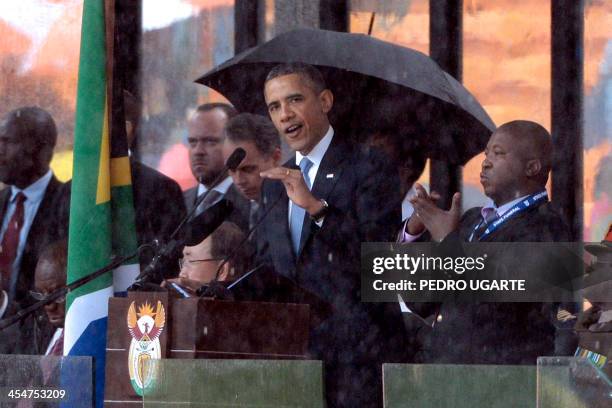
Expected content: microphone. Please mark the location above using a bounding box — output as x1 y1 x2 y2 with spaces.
225 147 246 171
183 199 234 246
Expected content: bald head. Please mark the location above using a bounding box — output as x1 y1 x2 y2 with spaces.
481 120 553 206
495 120 552 185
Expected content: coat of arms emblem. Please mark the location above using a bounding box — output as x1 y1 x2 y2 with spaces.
127 300 165 395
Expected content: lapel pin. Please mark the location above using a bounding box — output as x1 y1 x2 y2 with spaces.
326 173 334 179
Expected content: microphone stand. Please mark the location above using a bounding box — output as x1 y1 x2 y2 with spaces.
0 250 139 330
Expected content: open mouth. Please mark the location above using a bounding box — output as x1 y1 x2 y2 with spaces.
285 124 302 136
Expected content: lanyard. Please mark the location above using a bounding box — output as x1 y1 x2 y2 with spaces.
468 191 548 242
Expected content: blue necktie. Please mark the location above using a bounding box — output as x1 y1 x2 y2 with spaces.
290 157 313 254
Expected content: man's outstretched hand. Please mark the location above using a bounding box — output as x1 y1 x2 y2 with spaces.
409 183 461 242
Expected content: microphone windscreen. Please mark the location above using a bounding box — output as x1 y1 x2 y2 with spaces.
225 148 246 171
184 199 234 246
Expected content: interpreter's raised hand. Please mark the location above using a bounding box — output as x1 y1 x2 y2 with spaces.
406 183 441 235
260 166 324 215
411 189 461 242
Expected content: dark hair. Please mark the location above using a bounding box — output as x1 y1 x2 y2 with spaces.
195 103 238 119
209 222 251 279
265 63 327 94
225 113 280 157
2 106 57 149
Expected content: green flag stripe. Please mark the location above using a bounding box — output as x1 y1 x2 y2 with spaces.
67 0 110 311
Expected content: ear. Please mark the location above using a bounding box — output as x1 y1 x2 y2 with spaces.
218 263 232 281
272 147 282 166
525 159 542 178
319 89 333 114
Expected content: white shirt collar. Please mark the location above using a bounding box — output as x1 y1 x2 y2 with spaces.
197 176 233 196
295 126 334 168
10 170 53 204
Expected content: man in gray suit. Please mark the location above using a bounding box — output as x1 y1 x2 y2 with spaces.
183 103 249 232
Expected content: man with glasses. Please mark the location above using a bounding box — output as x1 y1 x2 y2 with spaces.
2 240 67 355
164 222 251 296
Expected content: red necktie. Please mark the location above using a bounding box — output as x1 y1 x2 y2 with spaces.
0 192 26 290
49 331 64 356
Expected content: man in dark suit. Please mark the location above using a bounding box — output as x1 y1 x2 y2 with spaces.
0 107 65 307
405 120 571 364
183 103 250 232
0 106 65 352
258 63 405 407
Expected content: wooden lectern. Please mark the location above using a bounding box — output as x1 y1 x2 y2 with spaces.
103 291 310 406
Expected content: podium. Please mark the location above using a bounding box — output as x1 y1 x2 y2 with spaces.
104 292 310 406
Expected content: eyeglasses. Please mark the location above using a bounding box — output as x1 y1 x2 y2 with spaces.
29 290 65 303
178 258 223 270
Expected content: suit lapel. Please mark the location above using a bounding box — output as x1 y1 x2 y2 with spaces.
184 187 198 214
297 139 348 256
0 188 10 221
266 174 295 266
16 176 61 300
23 176 60 259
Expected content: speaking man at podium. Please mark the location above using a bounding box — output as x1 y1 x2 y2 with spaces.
256 62 405 407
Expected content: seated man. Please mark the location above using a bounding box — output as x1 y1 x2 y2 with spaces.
164 222 251 295
403 120 571 364
32 240 66 355
7 240 67 355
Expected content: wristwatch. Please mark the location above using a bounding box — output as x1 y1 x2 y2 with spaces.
310 199 329 222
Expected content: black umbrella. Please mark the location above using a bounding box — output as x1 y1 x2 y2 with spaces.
196 28 495 165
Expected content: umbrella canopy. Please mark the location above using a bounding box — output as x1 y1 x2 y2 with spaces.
196 28 495 165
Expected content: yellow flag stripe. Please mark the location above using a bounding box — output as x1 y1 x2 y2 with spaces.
95 98 110 205
110 157 132 187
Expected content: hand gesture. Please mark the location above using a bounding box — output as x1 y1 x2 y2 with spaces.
410 183 461 241
405 183 440 234
260 167 323 215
